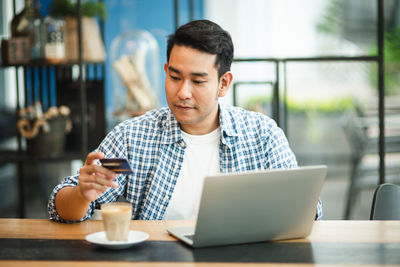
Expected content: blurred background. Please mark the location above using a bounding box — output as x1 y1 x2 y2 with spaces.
0 0 399 220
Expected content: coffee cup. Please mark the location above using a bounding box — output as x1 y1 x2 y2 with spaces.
101 202 132 241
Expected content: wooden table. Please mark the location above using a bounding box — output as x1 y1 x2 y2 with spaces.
0 219 399 266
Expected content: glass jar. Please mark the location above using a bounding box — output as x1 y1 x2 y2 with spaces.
11 0 44 60
109 30 161 127
44 17 66 63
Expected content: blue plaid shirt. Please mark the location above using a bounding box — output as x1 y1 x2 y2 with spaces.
48 103 323 222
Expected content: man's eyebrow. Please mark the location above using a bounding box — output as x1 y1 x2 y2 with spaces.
168 66 208 77
191 72 208 77
168 66 181 74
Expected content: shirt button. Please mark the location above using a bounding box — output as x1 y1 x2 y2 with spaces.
174 165 179 171
164 196 169 202
178 140 186 148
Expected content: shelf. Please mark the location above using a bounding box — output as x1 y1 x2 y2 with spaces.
0 150 83 163
3 0 105 219
0 60 104 68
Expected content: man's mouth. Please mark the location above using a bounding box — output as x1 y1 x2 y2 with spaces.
175 104 195 110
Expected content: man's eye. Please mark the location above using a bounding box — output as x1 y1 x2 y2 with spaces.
193 80 205 84
170 75 180 81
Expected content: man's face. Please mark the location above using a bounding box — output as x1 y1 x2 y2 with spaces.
164 45 232 135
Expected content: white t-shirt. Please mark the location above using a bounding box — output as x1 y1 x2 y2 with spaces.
163 127 221 220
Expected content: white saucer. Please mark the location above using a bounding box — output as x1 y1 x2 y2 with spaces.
85 230 149 249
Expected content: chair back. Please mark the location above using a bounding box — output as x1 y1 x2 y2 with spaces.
370 183 400 220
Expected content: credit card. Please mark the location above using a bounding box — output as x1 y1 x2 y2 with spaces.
100 158 133 174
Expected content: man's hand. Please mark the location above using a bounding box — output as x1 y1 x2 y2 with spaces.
55 152 119 221
77 152 119 202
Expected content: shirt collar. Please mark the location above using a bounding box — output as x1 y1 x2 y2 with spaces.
161 109 182 144
219 102 240 138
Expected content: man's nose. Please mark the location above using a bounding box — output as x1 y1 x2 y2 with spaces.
177 80 192 99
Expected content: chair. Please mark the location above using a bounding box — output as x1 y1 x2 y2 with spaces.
370 183 400 220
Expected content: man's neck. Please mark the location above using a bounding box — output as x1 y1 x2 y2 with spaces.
180 121 219 135
180 108 220 135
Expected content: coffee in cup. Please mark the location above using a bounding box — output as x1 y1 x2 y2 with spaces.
101 202 132 241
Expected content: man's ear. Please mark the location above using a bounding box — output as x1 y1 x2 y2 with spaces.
164 62 169 74
218 71 233 97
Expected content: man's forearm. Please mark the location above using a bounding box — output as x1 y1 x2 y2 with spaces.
55 186 92 221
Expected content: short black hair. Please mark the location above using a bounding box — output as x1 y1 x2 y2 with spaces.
167 20 234 79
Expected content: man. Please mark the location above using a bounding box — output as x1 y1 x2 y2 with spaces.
48 20 322 222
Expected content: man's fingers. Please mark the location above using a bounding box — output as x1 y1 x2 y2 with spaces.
93 174 119 188
80 183 108 201
78 178 117 198
77 156 118 202
84 152 105 166
89 182 108 191
80 164 117 180
80 171 118 188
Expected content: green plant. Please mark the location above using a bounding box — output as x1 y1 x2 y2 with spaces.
49 0 107 20
244 95 355 115
315 0 344 36
369 28 400 96
286 97 355 114
385 28 400 62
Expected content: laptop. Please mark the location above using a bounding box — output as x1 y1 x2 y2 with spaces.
167 165 327 248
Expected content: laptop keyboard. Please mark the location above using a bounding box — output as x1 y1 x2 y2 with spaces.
185 234 195 241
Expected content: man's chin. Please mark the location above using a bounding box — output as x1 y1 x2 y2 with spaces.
172 107 195 118
175 117 196 125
